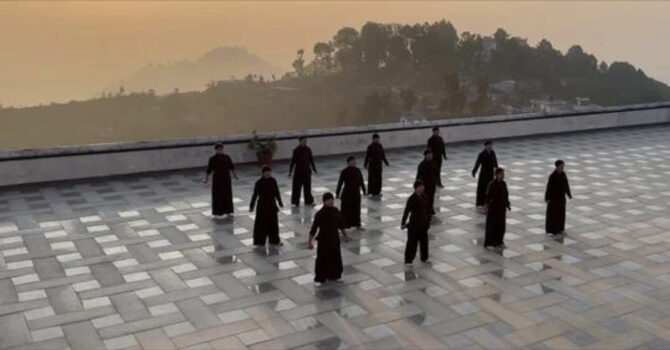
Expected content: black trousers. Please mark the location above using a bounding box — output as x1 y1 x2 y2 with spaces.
405 226 429 263
435 156 443 186
253 209 280 246
291 174 314 205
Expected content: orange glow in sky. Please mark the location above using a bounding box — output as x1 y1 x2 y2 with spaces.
1 1 669 106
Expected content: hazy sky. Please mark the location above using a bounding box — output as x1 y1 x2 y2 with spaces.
1 1 669 107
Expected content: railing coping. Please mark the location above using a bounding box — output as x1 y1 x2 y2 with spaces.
2 102 669 161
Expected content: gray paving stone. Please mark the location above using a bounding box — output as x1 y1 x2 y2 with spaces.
0 313 29 348
89 262 125 287
46 285 82 314
177 297 222 330
3 125 670 349
110 292 151 322
63 321 106 350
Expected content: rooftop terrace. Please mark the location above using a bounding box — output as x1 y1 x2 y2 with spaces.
2 124 670 350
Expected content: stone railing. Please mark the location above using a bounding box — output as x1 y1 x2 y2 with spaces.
1 102 669 187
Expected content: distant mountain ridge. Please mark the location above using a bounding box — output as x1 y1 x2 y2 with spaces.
101 46 284 95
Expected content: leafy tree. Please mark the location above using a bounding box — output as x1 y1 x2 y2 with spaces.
360 22 390 73
386 32 412 75
313 42 334 73
332 27 361 73
458 32 483 74
292 49 305 77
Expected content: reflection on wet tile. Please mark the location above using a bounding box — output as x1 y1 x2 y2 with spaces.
408 313 439 326
526 262 552 272
314 289 341 301
363 324 396 340
394 271 419 281
338 304 368 319
271 298 298 312
248 282 276 294
380 295 407 308
525 283 555 295
290 316 321 331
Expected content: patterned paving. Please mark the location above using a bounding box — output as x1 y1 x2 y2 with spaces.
2 125 670 350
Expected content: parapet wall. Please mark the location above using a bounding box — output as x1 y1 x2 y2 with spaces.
1 103 669 187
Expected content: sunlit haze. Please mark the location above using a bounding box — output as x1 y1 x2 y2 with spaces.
1 1 669 106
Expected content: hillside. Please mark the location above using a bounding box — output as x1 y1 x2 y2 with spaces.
1 21 669 150
100 46 284 95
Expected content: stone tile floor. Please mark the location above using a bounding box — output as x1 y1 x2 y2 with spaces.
2 125 670 350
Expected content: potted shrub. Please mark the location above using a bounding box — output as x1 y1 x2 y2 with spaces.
248 131 277 167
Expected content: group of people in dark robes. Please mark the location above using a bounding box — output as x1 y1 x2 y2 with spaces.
204 129 573 283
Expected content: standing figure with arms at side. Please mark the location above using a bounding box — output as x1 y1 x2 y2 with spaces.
308 193 350 285
336 156 366 229
288 136 317 207
484 168 510 249
472 140 498 213
204 143 238 218
416 149 437 217
427 126 447 187
364 133 390 196
249 166 284 247
402 181 431 266
545 160 572 236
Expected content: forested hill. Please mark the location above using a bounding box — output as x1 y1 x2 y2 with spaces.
286 21 670 112
1 21 669 150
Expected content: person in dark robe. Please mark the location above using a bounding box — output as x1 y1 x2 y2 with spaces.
249 166 284 246
545 160 572 235
484 168 511 249
364 133 390 196
204 143 238 218
288 136 317 207
308 193 350 285
416 149 437 216
336 156 367 229
402 181 431 266
427 127 447 187
472 140 499 212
